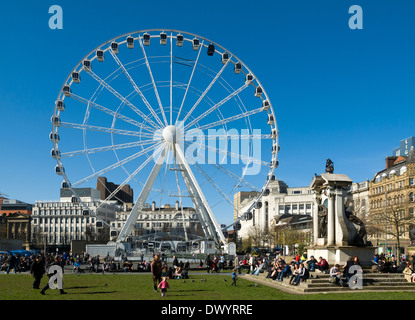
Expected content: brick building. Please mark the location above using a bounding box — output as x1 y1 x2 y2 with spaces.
96 176 133 205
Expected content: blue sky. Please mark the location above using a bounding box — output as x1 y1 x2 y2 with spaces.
0 0 414 225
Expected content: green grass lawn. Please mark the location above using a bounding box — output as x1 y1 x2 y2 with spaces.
0 273 415 300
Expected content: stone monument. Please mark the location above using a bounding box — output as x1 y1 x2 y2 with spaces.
307 159 376 266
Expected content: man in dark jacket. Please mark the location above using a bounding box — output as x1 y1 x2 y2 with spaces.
6 254 18 274
30 256 45 289
306 256 317 271
150 254 162 292
95 255 100 273
40 257 67 295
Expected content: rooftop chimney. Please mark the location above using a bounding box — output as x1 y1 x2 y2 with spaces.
385 156 398 169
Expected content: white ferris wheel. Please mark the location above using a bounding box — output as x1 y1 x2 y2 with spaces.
50 29 279 252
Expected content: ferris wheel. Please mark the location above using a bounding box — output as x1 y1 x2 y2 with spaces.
50 29 279 249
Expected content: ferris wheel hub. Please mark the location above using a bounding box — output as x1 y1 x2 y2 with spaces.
162 125 182 144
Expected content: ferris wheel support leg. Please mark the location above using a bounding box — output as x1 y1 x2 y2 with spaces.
174 144 227 248
116 146 167 244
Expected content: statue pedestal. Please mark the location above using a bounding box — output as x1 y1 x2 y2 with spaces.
307 245 377 267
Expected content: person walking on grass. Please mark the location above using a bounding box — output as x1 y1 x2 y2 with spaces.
151 254 162 292
231 268 238 286
40 257 67 295
30 256 45 289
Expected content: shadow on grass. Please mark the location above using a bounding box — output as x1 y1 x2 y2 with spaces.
171 289 212 293
72 291 117 295
66 285 108 289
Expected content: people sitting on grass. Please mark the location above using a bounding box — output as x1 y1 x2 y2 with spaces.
174 266 183 279
123 261 134 272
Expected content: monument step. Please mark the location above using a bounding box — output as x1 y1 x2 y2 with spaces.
306 281 412 288
244 273 415 294
260 272 406 281
303 286 415 293
258 277 409 288
307 279 408 285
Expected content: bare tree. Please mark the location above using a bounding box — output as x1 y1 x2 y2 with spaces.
247 225 269 249
375 195 415 255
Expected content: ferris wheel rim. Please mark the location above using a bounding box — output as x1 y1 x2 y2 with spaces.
51 29 279 239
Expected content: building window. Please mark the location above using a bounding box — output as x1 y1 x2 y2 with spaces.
410 178 414 186
410 193 414 202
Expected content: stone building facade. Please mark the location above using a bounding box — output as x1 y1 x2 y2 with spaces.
237 178 315 241
0 212 31 250
368 147 415 254
110 201 204 242
31 188 121 252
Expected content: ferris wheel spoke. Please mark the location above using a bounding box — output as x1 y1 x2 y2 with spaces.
180 57 231 126
193 162 234 207
175 40 204 126
172 148 189 241
60 122 157 139
158 144 171 208
184 83 249 131
138 35 169 126
86 69 162 130
70 93 156 133
187 107 264 133
107 47 166 128
170 33 173 125
72 142 162 187
60 139 156 159
96 143 165 210
191 146 259 192
183 139 269 167
214 163 259 191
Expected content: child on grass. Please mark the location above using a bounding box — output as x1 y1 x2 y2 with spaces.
158 265 170 297
158 277 170 297
231 268 238 286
